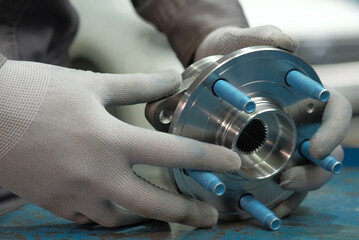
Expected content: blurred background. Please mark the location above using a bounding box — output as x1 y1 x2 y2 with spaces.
68 0 359 183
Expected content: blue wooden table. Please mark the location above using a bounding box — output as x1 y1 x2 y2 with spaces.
0 155 358 239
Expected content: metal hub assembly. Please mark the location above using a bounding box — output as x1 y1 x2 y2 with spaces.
145 46 341 230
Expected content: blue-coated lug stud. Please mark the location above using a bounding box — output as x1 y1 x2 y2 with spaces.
213 80 256 113
300 141 342 174
185 169 226 196
286 70 330 102
239 194 281 231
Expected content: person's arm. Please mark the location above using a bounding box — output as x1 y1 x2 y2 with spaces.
0 0 78 66
131 0 249 66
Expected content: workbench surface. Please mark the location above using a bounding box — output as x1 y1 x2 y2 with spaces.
0 168 358 240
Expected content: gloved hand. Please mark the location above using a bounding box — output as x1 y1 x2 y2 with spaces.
194 25 352 217
0 60 241 228
194 25 298 61
279 86 351 191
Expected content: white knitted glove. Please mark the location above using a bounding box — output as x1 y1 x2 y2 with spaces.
0 60 241 228
195 25 352 217
279 86 351 192
194 25 298 60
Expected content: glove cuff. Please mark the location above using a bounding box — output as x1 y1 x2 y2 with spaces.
135 0 249 67
0 61 50 160
0 53 7 69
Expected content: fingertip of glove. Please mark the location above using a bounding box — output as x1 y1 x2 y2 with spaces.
217 148 241 173
279 167 305 191
256 24 299 53
279 164 334 192
279 179 292 190
204 207 219 228
227 151 242 172
308 137 332 160
284 34 299 53
147 69 182 99
272 192 308 218
158 69 182 83
193 202 218 228
279 169 295 190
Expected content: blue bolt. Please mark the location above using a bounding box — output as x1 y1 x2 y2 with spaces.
185 169 226 196
213 80 256 113
286 70 330 102
300 141 342 174
239 194 281 231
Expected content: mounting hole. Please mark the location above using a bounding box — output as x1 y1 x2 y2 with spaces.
159 109 173 125
236 119 267 154
306 103 315 114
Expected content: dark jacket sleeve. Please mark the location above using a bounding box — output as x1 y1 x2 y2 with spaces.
131 0 249 66
0 53 6 68
0 0 78 67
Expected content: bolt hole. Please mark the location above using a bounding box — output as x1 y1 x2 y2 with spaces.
236 119 267 154
306 103 315 114
159 109 173 125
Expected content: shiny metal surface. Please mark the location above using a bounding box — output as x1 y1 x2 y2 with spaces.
146 46 327 221
210 98 296 180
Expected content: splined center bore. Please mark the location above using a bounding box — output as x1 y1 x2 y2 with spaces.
214 99 297 180
236 118 267 154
